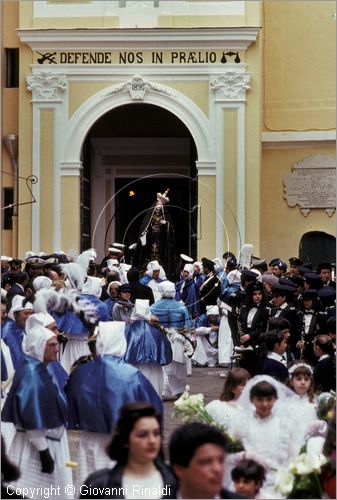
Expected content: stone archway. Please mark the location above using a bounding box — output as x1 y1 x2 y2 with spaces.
62 75 213 171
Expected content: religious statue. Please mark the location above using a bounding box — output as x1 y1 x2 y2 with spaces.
134 189 175 279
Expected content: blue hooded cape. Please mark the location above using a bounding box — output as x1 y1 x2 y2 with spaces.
1 356 68 429
66 355 163 433
124 319 172 365
1 319 25 368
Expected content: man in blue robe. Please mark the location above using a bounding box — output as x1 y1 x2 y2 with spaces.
151 281 194 400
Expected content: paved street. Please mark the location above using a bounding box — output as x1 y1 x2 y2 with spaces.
68 366 226 484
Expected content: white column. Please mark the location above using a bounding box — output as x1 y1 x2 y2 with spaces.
209 70 251 257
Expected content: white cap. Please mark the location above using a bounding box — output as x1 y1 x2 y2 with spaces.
107 258 119 270
183 263 194 275
96 321 127 357
206 305 219 316
26 312 55 332
1 255 12 261
132 299 152 321
180 253 193 263
23 325 55 363
108 247 122 254
8 295 34 321
33 276 53 292
158 280 176 298
113 243 126 249
147 260 161 271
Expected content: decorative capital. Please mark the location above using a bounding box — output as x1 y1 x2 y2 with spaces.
210 72 251 101
105 75 176 101
26 72 67 101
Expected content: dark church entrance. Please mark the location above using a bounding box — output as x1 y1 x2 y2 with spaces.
81 103 198 264
115 175 198 262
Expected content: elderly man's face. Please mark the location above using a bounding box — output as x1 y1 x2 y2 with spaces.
43 336 60 364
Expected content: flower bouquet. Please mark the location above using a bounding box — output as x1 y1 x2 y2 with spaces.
316 391 336 421
172 386 244 453
274 451 328 499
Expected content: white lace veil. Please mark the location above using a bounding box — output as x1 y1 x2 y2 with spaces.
237 374 296 415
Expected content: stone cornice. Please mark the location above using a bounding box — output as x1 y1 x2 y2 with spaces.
17 27 260 50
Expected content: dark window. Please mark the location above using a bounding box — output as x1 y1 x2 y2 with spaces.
3 188 14 229
6 48 19 88
299 231 336 268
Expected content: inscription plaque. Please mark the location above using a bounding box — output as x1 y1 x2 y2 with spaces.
283 154 336 217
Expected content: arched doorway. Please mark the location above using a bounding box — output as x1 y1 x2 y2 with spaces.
81 103 198 270
299 231 336 268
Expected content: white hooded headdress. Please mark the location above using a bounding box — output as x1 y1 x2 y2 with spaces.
95 321 127 357
23 324 55 363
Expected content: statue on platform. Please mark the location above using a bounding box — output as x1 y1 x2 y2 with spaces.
134 189 175 279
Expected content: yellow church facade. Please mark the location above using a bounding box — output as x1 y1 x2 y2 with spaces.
1 1 336 266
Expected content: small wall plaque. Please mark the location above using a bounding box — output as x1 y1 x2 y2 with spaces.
283 153 336 217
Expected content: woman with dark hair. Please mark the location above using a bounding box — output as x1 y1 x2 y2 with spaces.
80 403 177 499
206 368 250 433
259 330 289 383
237 282 270 375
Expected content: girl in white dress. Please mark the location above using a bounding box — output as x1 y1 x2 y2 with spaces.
206 368 251 489
286 361 319 454
234 375 297 498
205 367 250 434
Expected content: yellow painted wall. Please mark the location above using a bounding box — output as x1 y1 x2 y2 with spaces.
264 1 336 131
244 21 263 257
68 81 117 118
261 146 336 263
61 176 81 253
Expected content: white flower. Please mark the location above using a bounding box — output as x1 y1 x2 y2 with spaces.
274 468 295 496
293 453 315 475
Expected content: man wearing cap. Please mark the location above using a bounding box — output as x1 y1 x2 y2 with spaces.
272 260 287 278
112 284 134 324
100 246 122 269
296 289 320 363
317 262 336 289
286 257 303 278
270 284 298 359
1 295 33 368
198 258 221 315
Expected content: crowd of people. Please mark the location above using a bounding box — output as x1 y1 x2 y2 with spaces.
0 245 336 499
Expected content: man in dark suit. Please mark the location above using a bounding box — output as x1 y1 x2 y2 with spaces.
198 258 221 315
313 334 336 392
126 267 154 305
169 422 246 499
5 272 28 311
270 284 298 360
